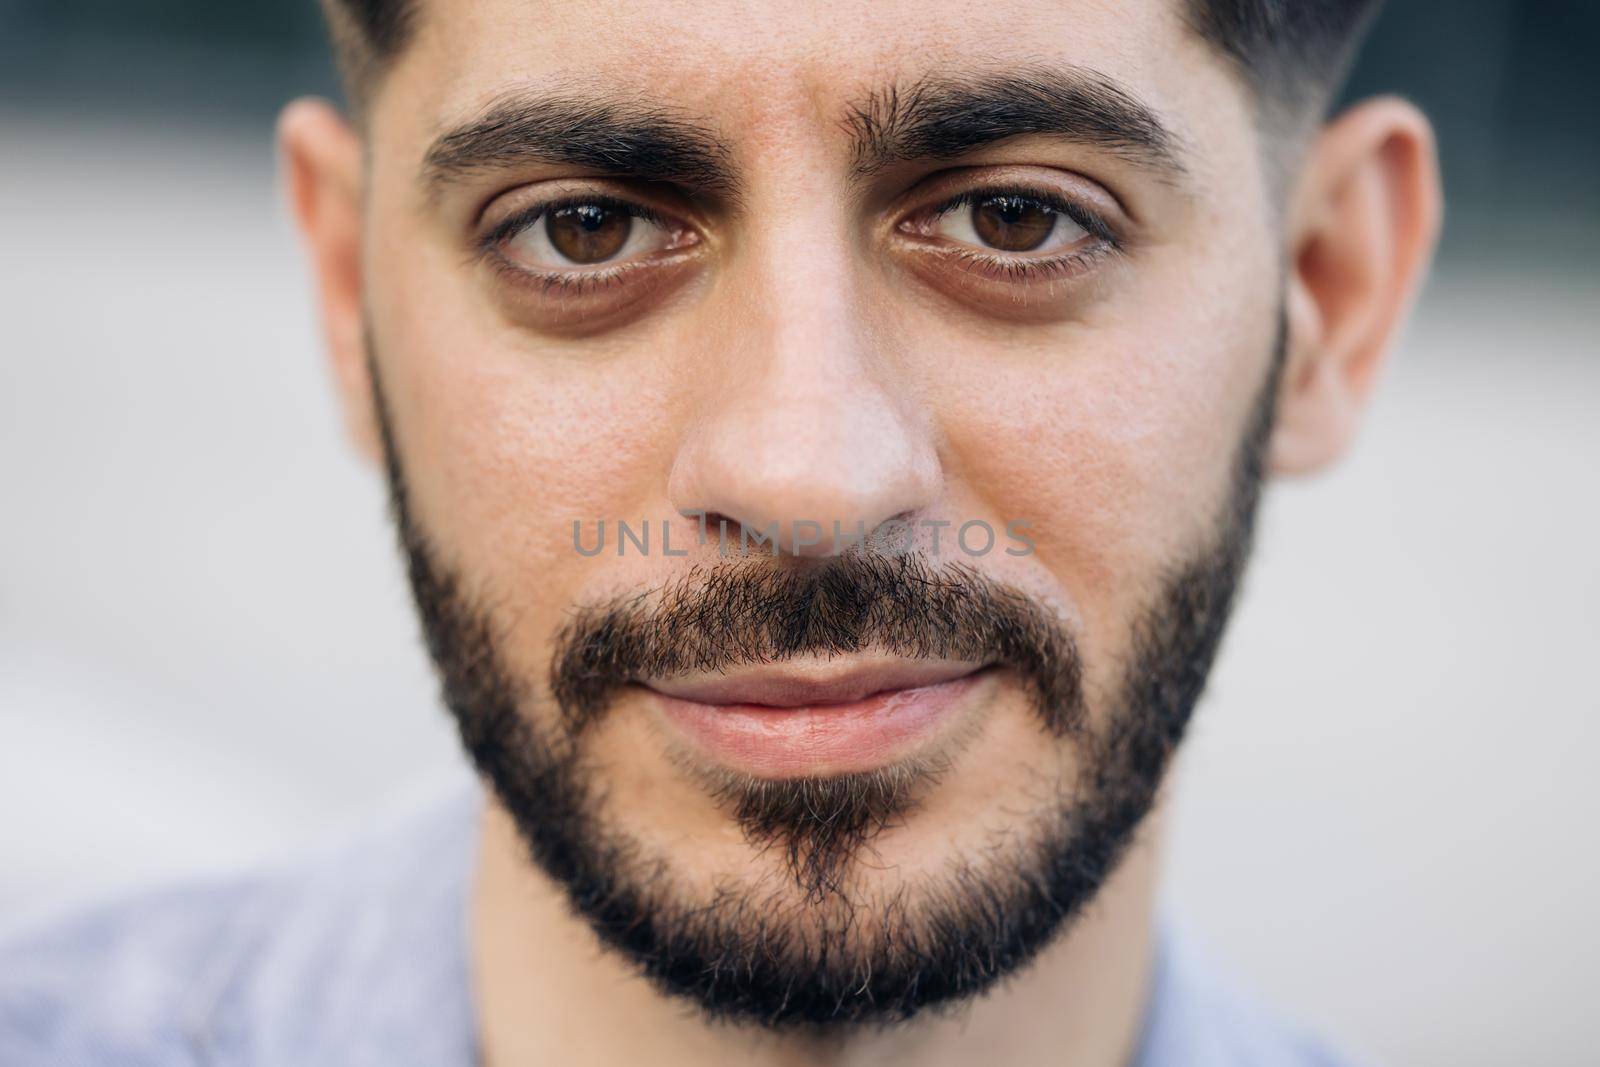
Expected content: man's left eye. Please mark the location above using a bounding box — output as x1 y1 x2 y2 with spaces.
933 195 1091 254
501 201 678 269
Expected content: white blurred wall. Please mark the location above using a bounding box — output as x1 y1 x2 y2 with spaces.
2 112 1596 1067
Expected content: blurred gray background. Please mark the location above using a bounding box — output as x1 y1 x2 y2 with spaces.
1 3 1597 1065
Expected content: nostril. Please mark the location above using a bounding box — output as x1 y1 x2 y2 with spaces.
682 509 742 550
676 509 934 559
684 509 807 555
666 380 944 560
678 509 837 557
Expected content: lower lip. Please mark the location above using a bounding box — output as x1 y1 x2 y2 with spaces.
649 671 989 778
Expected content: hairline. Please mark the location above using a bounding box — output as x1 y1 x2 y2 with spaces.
329 0 1355 135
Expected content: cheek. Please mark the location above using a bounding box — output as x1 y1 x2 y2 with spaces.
358 160 675 596
373 297 686 648
936 291 1273 682
365 183 697 581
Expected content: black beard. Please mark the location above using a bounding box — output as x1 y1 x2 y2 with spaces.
373 326 1280 1031
549 548 1083 902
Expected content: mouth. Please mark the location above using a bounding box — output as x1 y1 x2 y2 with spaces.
642 656 995 778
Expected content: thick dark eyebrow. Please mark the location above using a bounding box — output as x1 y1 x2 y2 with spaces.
421 92 737 199
843 66 1187 180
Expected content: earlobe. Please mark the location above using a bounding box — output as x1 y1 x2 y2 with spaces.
1268 96 1443 477
1269 274 1355 474
277 97 382 465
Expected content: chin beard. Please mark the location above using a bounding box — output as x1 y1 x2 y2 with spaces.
370 322 1280 1030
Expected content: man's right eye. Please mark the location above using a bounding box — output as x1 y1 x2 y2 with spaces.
493 198 685 271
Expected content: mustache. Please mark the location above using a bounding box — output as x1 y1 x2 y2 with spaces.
549 550 1084 737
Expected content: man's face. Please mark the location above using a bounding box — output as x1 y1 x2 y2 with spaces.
356 0 1283 1026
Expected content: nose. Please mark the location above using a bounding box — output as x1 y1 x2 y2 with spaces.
667 246 940 557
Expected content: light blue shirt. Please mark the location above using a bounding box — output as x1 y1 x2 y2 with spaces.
0 785 1354 1066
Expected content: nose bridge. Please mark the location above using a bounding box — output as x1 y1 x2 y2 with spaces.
668 207 940 555
743 178 866 351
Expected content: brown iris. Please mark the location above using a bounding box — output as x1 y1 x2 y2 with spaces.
546 204 631 264
970 196 1057 252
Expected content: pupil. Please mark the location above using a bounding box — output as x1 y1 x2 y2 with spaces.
546 204 631 264
972 196 1056 252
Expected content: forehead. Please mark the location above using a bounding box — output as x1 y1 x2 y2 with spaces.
375 0 1250 171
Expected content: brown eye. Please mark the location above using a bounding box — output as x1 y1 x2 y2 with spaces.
970 196 1057 252
546 204 632 264
924 191 1094 259
495 196 690 275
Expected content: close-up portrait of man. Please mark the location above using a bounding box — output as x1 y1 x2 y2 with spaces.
2 0 1597 1064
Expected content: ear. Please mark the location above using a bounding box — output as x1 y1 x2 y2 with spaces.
278 98 382 465
1271 96 1443 475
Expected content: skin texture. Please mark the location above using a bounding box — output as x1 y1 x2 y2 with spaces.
280 0 1441 1062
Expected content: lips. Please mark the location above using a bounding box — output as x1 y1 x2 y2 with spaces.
643 657 992 778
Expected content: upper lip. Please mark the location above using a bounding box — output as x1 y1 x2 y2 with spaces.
643 655 989 708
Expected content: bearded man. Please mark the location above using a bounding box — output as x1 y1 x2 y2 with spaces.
0 0 1440 1063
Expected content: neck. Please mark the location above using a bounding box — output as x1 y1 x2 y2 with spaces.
471 796 1162 1067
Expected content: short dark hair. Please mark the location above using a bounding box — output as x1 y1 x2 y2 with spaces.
1185 0 1382 119
321 0 1381 124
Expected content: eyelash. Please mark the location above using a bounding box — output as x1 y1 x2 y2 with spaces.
910 184 1123 283
929 184 1118 243
476 194 681 297
477 184 1122 296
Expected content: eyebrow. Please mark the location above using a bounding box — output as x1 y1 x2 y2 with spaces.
421 92 737 198
842 66 1187 180
421 66 1183 202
